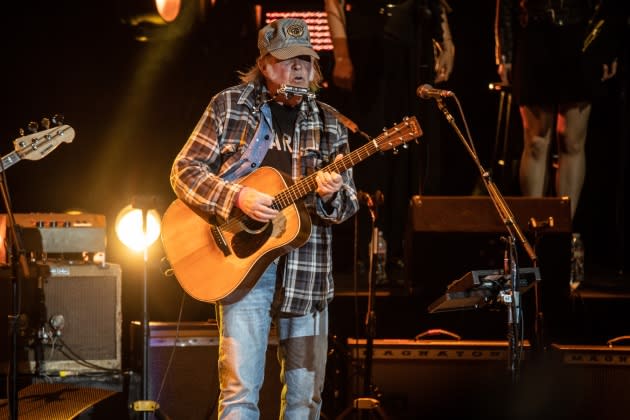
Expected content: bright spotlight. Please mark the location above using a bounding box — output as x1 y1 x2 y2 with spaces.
155 0 181 23
125 0 182 26
115 204 161 252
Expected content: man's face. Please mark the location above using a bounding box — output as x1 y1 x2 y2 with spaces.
261 55 314 103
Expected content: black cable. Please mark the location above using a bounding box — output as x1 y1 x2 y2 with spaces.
155 291 186 402
53 338 120 373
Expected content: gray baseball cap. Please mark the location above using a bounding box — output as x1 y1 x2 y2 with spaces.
258 18 319 60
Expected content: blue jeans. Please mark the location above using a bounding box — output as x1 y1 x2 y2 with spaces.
217 264 329 419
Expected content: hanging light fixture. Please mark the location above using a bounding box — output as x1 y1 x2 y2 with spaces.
124 0 182 26
120 0 203 42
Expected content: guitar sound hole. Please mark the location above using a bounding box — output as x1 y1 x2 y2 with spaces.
232 222 273 258
241 217 268 234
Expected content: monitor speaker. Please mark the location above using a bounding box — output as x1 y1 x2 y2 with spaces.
129 321 281 420
0 382 119 419
342 338 628 419
343 338 532 418
512 342 630 419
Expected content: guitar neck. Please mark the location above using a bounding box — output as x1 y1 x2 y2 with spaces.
272 140 379 210
0 151 20 173
269 116 421 210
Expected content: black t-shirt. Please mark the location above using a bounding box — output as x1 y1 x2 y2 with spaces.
261 101 299 176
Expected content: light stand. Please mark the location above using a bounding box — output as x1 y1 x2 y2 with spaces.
432 97 539 377
115 197 162 420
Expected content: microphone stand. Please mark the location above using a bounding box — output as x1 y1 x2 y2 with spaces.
338 193 388 419
1 166 32 420
433 97 539 378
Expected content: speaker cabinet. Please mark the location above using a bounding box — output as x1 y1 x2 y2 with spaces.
36 263 122 374
512 342 630 419
344 338 531 418
1 262 122 376
129 321 281 420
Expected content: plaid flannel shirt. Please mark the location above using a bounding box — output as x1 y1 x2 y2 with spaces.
170 81 359 314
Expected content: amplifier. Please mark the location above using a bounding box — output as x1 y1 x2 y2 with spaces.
32 262 122 374
511 342 630 419
551 342 630 366
406 195 572 234
129 321 281 420
1 212 107 263
345 338 531 418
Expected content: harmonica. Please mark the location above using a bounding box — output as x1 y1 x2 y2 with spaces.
277 84 316 99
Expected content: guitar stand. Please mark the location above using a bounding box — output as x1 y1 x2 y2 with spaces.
337 199 389 420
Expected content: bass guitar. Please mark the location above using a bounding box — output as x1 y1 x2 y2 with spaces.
1 124 75 172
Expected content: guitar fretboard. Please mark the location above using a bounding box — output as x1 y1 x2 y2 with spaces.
271 117 420 210
1 151 19 172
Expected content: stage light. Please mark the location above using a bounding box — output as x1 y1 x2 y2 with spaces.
115 204 161 252
115 197 162 419
155 0 181 23
120 0 202 42
125 0 182 26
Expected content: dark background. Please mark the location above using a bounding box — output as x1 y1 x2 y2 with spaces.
1 0 628 361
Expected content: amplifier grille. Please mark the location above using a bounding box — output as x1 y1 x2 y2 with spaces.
36 263 122 373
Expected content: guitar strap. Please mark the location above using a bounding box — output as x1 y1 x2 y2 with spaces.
221 103 274 182
316 100 371 141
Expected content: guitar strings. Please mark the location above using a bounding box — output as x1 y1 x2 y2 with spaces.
217 119 418 231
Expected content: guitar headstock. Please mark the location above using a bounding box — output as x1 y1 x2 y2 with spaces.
374 116 423 152
13 119 75 161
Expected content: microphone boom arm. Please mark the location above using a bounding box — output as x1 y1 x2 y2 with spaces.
434 98 537 264
432 96 542 380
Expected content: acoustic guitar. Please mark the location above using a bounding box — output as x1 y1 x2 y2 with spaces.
161 116 422 303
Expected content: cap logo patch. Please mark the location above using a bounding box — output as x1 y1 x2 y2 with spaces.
286 24 304 38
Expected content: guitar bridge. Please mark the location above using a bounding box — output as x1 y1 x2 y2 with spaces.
210 225 231 256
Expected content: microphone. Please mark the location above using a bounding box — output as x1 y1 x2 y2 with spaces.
50 314 65 333
416 84 454 100
38 314 65 344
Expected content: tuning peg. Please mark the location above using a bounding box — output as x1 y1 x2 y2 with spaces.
40 117 51 130
52 114 64 126
18 128 25 136
27 121 39 133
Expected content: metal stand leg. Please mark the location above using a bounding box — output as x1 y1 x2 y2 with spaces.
337 204 389 420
